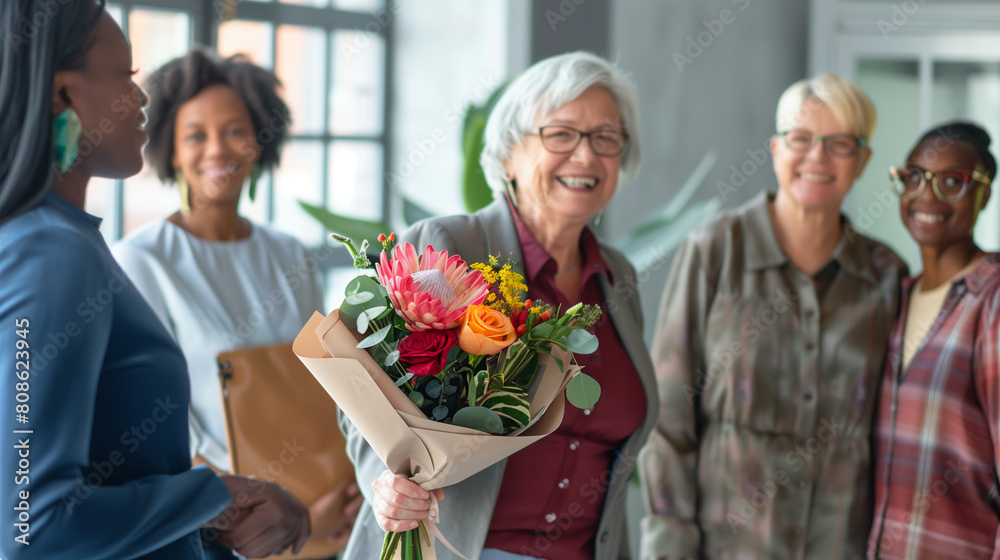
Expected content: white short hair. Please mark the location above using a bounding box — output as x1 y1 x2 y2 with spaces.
775 73 877 142
480 51 642 196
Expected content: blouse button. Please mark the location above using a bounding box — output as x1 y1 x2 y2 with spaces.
583 407 593 416
804 309 815 318
803 391 814 401
569 441 580 450
545 513 557 523
805 342 816 352
558 478 569 489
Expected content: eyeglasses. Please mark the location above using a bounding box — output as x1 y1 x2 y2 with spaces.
527 126 628 157
779 129 867 158
889 165 991 202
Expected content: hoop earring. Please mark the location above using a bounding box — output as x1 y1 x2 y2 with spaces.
176 171 191 213
247 164 261 201
53 108 82 173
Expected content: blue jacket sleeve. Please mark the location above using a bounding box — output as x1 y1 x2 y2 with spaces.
0 228 232 560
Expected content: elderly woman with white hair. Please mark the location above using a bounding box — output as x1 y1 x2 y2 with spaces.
639 74 907 559
337 51 657 560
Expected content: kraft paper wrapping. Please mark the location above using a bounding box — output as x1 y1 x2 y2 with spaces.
292 310 582 558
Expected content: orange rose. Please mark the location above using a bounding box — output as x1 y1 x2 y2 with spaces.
458 305 517 355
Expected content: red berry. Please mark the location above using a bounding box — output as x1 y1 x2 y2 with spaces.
378 233 386 242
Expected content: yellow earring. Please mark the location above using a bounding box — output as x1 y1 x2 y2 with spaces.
176 171 191 213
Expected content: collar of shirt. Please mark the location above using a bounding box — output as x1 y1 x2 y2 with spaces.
741 190 878 284
902 253 1000 294
504 193 613 287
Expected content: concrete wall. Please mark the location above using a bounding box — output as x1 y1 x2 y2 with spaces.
607 0 809 340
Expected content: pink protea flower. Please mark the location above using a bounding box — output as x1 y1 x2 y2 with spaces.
375 242 490 331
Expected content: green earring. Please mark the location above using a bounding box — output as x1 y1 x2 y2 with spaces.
247 164 261 201
53 108 82 173
176 171 191 213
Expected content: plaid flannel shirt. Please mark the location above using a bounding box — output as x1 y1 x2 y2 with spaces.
869 254 1000 560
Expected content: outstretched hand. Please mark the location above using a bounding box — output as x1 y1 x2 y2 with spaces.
209 474 311 558
310 479 363 546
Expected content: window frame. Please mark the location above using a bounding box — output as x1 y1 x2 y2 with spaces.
101 0 392 262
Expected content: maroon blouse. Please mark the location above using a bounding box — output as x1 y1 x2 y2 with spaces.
482 201 646 559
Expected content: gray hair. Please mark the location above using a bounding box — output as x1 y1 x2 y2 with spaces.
480 51 642 197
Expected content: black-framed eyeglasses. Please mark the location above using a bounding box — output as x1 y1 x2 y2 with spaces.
779 129 867 158
889 165 991 202
527 126 628 157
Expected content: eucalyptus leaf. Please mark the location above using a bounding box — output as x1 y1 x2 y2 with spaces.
432 405 450 421
566 373 601 409
357 325 391 349
424 378 442 399
409 392 425 407
566 329 599 354
395 372 414 387
356 312 370 335
452 406 503 434
362 306 388 320
383 350 400 367
345 292 375 305
442 384 458 396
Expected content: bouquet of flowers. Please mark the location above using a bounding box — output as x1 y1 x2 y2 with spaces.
293 233 602 559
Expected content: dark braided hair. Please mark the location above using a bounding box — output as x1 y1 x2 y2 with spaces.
143 46 291 182
910 121 997 181
0 0 105 223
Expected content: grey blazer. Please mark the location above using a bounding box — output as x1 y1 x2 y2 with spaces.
338 200 658 560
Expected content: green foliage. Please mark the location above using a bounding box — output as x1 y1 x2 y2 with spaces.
461 82 510 213
566 373 601 409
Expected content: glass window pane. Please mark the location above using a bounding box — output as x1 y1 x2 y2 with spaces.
280 0 329 7
330 30 384 136
128 9 191 86
933 61 1000 252
276 26 326 135
85 177 116 243
123 164 179 236
273 140 325 245
218 20 274 68
325 266 363 312
106 4 123 26
240 172 269 225
332 0 384 12
327 141 382 220
852 59 922 270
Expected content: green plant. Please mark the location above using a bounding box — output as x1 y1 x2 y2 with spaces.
460 82 509 213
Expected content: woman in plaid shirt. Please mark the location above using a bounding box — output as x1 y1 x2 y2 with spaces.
868 122 999 560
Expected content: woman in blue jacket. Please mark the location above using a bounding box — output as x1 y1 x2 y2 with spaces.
0 1 309 558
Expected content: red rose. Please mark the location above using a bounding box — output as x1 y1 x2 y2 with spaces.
396 329 459 376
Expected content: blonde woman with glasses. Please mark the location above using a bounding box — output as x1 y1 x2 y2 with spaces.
640 74 907 559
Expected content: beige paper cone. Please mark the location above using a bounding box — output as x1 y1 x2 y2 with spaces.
292 310 582 556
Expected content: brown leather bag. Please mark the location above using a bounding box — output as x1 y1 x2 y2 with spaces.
218 342 354 559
